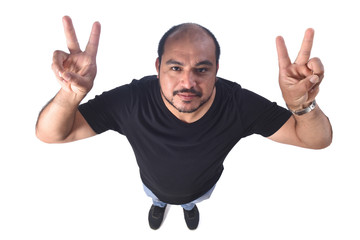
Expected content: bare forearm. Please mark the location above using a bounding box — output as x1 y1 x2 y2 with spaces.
36 89 83 143
294 105 333 149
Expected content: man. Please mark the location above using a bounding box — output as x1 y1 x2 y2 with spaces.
36 16 332 230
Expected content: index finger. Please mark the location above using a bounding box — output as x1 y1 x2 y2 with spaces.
276 36 291 70
62 16 81 54
85 21 101 57
294 28 314 65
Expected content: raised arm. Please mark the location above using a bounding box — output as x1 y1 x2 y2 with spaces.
36 16 101 143
268 28 332 149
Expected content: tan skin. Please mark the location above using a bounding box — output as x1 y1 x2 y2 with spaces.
36 16 332 149
269 29 332 149
155 25 218 123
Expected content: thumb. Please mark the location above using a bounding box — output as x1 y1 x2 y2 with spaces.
62 72 82 85
63 72 93 95
62 72 73 81
62 72 82 88
302 74 319 92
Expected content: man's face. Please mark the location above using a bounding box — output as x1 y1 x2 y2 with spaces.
156 28 218 114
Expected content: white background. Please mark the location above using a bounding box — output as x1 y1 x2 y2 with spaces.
1 0 359 239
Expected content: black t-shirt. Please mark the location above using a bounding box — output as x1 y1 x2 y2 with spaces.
78 75 292 204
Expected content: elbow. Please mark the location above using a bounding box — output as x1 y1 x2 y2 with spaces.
306 135 333 150
301 123 333 150
323 136 333 149
310 141 331 150
319 136 333 150
35 127 65 144
35 128 54 144
314 117 334 150
315 127 333 150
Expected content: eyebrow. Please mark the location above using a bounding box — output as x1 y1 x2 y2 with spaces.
165 59 213 67
166 59 184 66
196 60 213 67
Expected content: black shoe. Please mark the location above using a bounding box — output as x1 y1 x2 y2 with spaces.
183 205 199 230
148 204 167 230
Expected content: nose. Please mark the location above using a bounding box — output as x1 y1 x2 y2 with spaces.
181 71 196 89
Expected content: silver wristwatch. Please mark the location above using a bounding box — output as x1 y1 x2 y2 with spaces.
287 100 317 116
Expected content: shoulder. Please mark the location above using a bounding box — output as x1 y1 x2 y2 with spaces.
129 75 158 89
216 77 259 103
97 75 158 98
215 76 286 116
219 77 278 100
216 77 242 92
81 75 158 109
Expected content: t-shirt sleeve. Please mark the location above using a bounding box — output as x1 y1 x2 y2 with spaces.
78 84 134 135
239 89 292 138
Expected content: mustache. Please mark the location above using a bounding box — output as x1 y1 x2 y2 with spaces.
173 88 202 97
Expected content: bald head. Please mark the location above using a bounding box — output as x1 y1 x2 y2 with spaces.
157 23 221 65
167 23 210 42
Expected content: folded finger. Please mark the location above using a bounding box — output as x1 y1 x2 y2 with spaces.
308 84 320 100
307 57 324 77
52 50 68 78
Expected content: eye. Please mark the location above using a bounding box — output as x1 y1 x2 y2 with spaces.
171 66 181 71
197 68 208 73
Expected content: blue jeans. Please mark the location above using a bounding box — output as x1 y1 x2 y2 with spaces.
143 184 216 211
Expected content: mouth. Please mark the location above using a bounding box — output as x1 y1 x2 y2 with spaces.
173 89 202 102
177 93 198 101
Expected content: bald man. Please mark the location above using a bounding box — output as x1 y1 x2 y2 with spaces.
36 16 332 230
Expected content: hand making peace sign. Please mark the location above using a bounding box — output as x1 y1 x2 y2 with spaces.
276 28 324 112
52 16 101 98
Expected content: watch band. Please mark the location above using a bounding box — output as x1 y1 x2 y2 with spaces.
288 100 317 116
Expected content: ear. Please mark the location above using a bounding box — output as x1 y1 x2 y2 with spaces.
155 58 160 78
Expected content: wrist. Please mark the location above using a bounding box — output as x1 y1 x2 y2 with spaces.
54 89 85 109
286 100 317 116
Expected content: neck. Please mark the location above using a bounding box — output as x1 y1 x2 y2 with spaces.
161 87 216 123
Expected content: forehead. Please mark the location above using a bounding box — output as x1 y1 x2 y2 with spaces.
163 26 216 62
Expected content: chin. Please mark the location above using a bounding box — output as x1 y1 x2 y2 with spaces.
174 102 203 113
177 107 198 114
